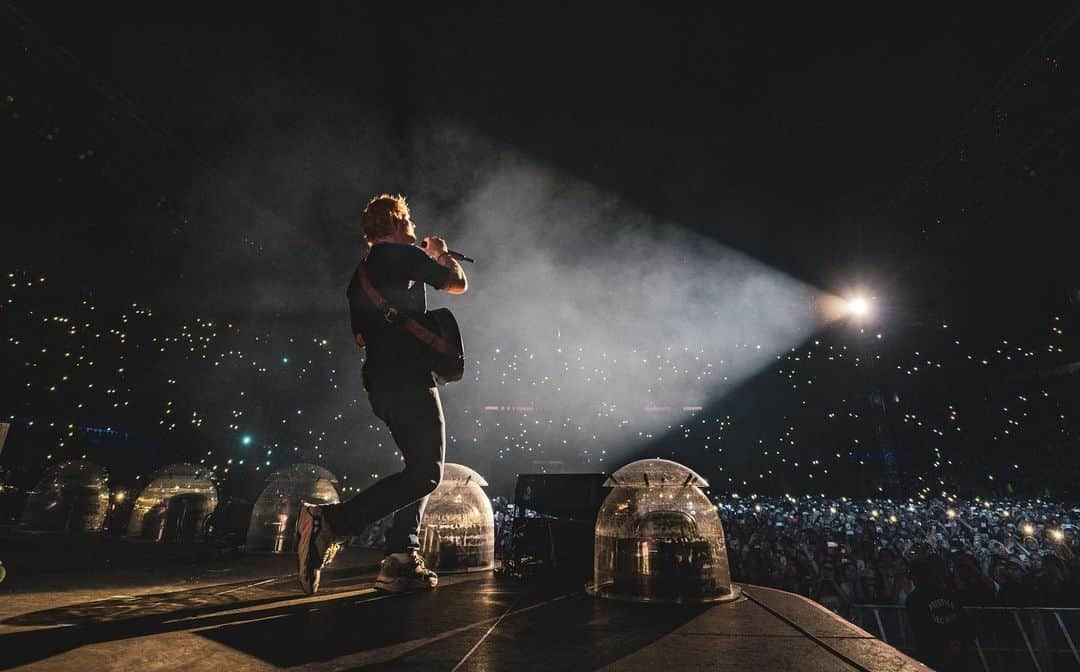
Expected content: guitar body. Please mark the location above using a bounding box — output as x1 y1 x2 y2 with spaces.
419 308 465 384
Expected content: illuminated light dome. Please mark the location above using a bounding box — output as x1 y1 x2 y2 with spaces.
245 464 340 553
126 463 218 543
606 458 709 488
20 460 110 533
589 458 739 604
419 463 495 574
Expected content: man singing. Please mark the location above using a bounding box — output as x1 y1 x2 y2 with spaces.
296 193 467 594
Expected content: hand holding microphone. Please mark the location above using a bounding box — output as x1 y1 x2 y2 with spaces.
420 237 475 263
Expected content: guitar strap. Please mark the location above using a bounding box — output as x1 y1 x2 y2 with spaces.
354 262 461 357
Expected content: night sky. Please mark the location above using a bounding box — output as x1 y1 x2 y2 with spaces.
3 4 1079 500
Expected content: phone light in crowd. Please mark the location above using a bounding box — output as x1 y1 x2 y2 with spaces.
889 515 898 524
113 490 126 503
946 509 957 519
829 507 838 515
241 435 253 446
1022 523 1035 536
870 509 880 518
1051 529 1065 542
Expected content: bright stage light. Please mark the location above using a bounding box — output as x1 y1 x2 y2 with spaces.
820 291 875 323
847 296 870 318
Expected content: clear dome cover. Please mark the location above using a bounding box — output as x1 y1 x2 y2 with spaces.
20 460 110 533
419 463 494 573
245 464 340 553
440 463 489 486
126 462 218 542
590 458 738 604
606 458 709 488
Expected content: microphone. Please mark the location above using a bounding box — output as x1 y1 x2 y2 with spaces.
419 240 475 263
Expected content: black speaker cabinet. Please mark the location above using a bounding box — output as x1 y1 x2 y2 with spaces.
502 473 610 581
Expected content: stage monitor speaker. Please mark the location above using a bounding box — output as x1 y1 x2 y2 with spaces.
513 472 609 521
502 473 609 581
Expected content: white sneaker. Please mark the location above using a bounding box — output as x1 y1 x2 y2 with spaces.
296 503 342 595
375 551 438 592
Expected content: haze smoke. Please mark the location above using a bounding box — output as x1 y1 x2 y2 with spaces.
183 107 821 481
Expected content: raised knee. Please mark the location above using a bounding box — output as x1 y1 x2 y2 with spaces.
403 462 442 496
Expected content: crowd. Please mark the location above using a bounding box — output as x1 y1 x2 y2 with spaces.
721 495 1080 614
4 269 1077 504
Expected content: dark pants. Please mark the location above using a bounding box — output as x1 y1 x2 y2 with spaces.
324 385 445 554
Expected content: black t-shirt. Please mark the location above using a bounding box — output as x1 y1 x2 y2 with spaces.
347 243 453 390
906 587 973 665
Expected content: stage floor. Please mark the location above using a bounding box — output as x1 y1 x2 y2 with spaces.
0 552 928 671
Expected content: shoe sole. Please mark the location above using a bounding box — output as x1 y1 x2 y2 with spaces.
297 508 344 595
296 507 319 595
375 575 438 593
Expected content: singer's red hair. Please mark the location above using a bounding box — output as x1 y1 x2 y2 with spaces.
361 193 410 244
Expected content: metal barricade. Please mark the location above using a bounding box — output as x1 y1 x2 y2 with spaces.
849 604 1080 671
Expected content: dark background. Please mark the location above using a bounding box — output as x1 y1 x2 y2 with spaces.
2 3 1079 499
5 4 1079 311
